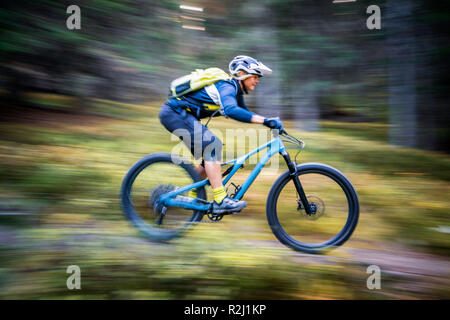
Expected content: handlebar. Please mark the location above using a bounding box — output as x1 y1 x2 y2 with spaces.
278 129 305 151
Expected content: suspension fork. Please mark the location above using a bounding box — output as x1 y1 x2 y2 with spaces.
280 151 312 215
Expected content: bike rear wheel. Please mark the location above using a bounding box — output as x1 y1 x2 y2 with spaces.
266 163 359 254
120 152 206 241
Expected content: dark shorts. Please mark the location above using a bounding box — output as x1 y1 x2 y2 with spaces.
159 103 223 162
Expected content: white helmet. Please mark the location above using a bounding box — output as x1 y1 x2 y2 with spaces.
228 55 272 80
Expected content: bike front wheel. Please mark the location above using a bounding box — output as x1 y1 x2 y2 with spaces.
266 163 359 254
121 152 206 242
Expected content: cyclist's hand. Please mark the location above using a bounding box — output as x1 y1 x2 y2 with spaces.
263 117 284 131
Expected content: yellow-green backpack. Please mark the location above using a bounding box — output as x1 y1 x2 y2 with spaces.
168 67 231 98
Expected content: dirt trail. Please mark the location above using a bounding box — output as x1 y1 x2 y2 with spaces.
1 223 448 299
249 236 449 299
254 238 449 278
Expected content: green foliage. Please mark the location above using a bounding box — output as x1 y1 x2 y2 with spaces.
0 0 449 298
0 99 449 299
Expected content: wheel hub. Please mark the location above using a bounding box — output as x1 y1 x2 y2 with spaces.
296 195 325 220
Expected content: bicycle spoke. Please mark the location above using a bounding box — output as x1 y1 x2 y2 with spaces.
267 163 359 253
122 154 206 238
275 171 351 246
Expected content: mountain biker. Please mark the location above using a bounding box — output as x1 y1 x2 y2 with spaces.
159 55 284 215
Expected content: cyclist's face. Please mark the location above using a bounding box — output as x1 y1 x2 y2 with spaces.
243 74 260 91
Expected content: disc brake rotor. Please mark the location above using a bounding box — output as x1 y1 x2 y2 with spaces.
296 195 325 220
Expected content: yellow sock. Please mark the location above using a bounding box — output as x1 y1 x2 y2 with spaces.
213 186 227 204
188 189 197 198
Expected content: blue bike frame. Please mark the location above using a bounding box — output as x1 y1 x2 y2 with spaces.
159 135 287 212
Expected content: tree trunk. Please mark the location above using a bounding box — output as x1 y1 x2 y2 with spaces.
386 0 418 148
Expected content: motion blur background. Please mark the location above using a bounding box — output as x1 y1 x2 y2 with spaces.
0 0 448 299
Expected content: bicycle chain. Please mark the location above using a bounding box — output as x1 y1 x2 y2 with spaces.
191 214 223 223
195 219 222 224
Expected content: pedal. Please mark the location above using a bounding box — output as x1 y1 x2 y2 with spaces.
222 209 242 216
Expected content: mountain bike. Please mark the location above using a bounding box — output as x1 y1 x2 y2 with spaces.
120 130 359 254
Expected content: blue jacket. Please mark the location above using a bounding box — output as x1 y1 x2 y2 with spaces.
167 78 255 122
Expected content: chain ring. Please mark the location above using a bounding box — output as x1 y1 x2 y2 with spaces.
206 211 224 222
297 195 325 220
